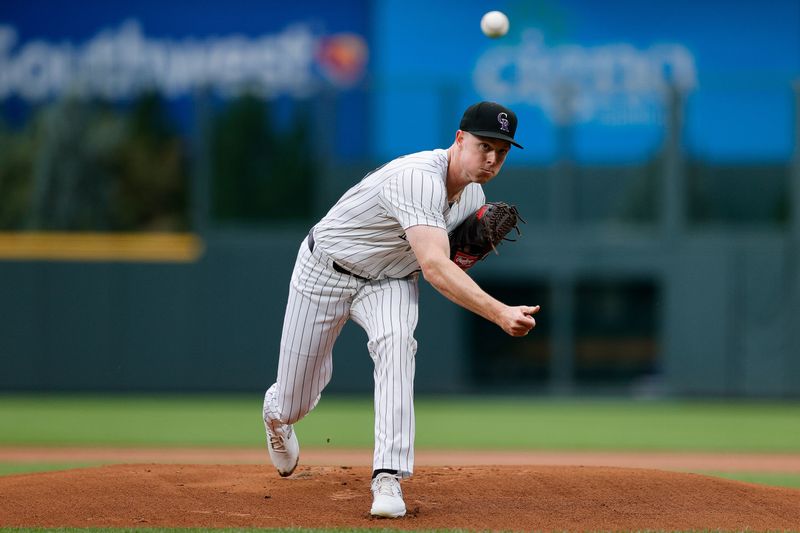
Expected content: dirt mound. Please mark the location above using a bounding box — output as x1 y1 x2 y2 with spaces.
1 464 798 531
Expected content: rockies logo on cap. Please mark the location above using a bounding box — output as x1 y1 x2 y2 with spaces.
459 101 523 149
497 112 510 133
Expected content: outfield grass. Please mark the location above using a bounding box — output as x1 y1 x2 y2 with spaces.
1 394 799 452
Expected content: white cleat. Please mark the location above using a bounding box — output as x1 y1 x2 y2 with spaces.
370 473 406 518
265 422 299 477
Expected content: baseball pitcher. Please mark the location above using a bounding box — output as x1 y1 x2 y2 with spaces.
262 101 539 517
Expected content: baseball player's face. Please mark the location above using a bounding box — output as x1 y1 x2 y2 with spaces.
459 132 510 184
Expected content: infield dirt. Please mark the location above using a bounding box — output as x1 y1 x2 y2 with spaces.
1 463 799 531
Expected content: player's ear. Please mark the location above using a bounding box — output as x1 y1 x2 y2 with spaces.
455 130 465 148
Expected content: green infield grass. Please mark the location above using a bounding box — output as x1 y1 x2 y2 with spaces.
0 394 798 452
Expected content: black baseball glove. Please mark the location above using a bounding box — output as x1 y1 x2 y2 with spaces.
449 201 525 270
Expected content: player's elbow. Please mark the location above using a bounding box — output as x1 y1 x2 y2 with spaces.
418 255 450 287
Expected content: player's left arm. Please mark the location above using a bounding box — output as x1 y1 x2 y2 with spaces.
406 224 538 337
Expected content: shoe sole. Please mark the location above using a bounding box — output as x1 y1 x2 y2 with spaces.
370 508 406 518
370 512 406 518
278 456 299 477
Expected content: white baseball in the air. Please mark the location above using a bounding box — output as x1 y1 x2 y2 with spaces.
480 10 509 38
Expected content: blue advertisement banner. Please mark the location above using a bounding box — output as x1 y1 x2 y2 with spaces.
0 0 371 156
373 0 799 162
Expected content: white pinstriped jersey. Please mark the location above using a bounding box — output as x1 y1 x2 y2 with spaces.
313 149 486 280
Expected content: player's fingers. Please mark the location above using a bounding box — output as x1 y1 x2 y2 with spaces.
517 315 535 335
523 317 536 333
522 305 540 316
506 321 529 337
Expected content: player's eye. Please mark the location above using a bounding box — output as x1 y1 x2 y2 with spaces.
479 143 490 151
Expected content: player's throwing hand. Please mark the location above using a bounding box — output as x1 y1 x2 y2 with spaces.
498 305 540 336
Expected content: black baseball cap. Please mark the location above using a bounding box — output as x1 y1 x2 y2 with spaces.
459 101 523 149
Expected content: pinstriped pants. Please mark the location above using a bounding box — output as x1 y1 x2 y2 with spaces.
263 237 419 478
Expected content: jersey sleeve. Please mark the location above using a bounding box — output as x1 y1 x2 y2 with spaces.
379 168 447 230
464 183 486 214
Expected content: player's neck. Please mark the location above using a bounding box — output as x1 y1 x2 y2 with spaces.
445 144 468 202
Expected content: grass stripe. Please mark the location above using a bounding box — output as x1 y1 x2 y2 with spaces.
701 471 800 489
1 395 798 452
0 462 99 476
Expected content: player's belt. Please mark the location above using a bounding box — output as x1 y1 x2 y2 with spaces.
307 230 370 281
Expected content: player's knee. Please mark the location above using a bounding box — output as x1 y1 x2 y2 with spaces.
273 400 318 426
284 400 318 424
370 331 417 357
266 408 299 426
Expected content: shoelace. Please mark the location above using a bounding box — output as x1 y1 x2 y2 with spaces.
268 426 290 452
373 475 402 497
269 433 285 451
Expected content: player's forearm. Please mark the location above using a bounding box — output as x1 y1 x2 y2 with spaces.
419 256 504 324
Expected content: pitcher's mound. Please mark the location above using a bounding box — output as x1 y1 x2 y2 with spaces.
1 464 799 531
